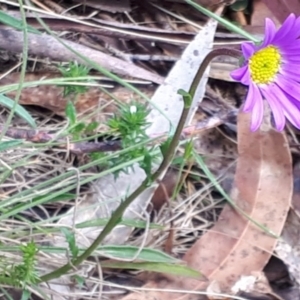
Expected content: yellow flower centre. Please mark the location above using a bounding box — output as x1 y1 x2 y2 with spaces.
249 45 281 84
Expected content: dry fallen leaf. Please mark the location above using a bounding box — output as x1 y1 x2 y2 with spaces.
121 107 292 300
181 109 292 293
275 209 300 286
251 0 280 27
261 0 300 23
0 72 155 122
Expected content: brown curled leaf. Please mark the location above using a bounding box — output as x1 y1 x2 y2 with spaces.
120 108 292 299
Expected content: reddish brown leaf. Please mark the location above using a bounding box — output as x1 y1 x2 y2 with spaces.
251 0 280 27
262 0 300 23
0 72 154 121
121 109 292 299
180 110 292 292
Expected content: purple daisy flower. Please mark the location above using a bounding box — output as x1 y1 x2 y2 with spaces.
231 13 300 131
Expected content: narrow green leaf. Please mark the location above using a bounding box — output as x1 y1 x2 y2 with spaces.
0 11 41 35
72 275 85 288
183 140 194 160
60 228 79 258
0 194 75 221
0 94 36 128
33 193 75 203
76 218 163 230
160 137 172 159
185 0 259 43
20 291 31 300
98 245 179 263
101 261 201 278
177 88 192 107
71 122 86 134
141 153 152 177
0 140 23 152
65 101 77 125
85 121 99 133
0 288 14 300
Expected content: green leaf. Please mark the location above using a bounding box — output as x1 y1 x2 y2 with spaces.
141 153 152 178
0 287 15 300
71 122 86 134
58 61 90 97
160 137 172 159
177 88 192 108
0 94 36 128
185 0 259 43
101 261 201 278
60 228 79 258
33 193 75 203
20 290 31 300
0 140 23 152
65 101 77 125
0 193 75 222
72 275 85 288
98 246 179 263
183 140 194 160
85 121 99 133
76 218 163 230
0 11 41 35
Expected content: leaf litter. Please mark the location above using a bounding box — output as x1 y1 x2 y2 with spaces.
0 1 298 299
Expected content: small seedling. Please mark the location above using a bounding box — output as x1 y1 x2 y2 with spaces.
96 102 157 176
0 242 39 288
58 61 90 97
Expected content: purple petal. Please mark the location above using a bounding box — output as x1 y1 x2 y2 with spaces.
280 70 300 83
281 65 300 76
241 42 255 59
230 65 248 82
242 82 271 131
280 49 300 56
260 85 285 130
240 68 250 85
243 82 259 112
280 16 300 41
294 16 300 37
282 60 300 67
270 84 300 128
276 74 300 101
282 55 300 62
279 40 300 50
261 18 276 46
274 33 299 44
248 85 264 131
273 14 296 43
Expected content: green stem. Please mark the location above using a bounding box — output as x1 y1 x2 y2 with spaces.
40 104 189 283
189 48 241 99
40 48 242 282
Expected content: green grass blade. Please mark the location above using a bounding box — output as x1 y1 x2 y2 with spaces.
0 94 36 128
185 0 260 43
0 11 41 34
98 246 179 263
0 140 23 151
101 261 201 278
